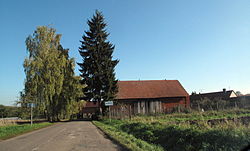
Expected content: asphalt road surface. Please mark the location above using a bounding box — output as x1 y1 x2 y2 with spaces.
0 121 122 151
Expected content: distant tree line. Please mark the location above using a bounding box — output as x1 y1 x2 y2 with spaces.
0 105 21 118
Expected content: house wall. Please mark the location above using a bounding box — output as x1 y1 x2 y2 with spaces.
229 92 237 98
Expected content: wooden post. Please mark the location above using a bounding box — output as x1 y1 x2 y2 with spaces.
129 105 131 120
109 106 111 122
30 104 33 126
111 107 112 119
120 106 122 119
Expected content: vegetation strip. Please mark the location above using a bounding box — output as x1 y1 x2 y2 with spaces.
98 109 250 151
93 121 164 151
118 121 250 151
130 109 250 123
0 122 53 140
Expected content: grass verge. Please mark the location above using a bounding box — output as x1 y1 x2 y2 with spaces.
98 108 250 151
118 121 250 151
0 122 53 140
93 121 164 151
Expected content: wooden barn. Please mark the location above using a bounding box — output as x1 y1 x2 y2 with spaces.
115 80 190 114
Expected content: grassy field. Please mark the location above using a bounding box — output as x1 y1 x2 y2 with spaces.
0 122 53 140
94 109 250 151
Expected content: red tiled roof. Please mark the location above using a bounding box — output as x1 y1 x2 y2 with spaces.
116 80 188 100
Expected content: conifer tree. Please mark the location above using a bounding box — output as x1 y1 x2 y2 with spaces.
78 11 119 114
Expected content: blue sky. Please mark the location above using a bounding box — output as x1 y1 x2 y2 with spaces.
0 0 250 105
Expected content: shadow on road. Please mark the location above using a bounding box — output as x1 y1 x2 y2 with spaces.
16 118 92 124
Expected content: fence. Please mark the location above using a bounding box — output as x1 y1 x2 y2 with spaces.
109 104 133 119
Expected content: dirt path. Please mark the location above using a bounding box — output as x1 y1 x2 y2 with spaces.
0 121 122 151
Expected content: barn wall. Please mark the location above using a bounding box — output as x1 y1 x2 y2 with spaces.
117 97 189 114
118 99 162 114
82 107 99 113
160 97 188 112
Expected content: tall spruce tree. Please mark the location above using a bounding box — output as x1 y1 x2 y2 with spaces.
78 11 119 114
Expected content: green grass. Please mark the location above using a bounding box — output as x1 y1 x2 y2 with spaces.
0 122 53 140
93 121 164 151
117 121 250 151
129 109 250 124
97 109 250 151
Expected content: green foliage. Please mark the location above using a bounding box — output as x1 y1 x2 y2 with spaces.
78 10 119 114
98 109 250 151
130 109 250 123
0 105 5 118
93 121 164 151
21 26 84 121
68 100 86 120
0 105 21 118
190 97 244 111
120 122 158 142
120 122 250 151
0 122 52 140
170 105 192 113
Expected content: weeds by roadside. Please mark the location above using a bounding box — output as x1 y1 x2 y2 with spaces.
97 109 250 151
93 121 164 151
0 122 53 140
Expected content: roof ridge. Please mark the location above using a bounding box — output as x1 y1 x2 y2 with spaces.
118 80 178 82
196 90 233 95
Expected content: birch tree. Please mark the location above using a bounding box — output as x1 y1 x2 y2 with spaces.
22 26 83 121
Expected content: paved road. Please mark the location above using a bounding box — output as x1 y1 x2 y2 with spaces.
0 121 122 151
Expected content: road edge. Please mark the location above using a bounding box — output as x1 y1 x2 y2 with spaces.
0 122 56 141
92 121 130 151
